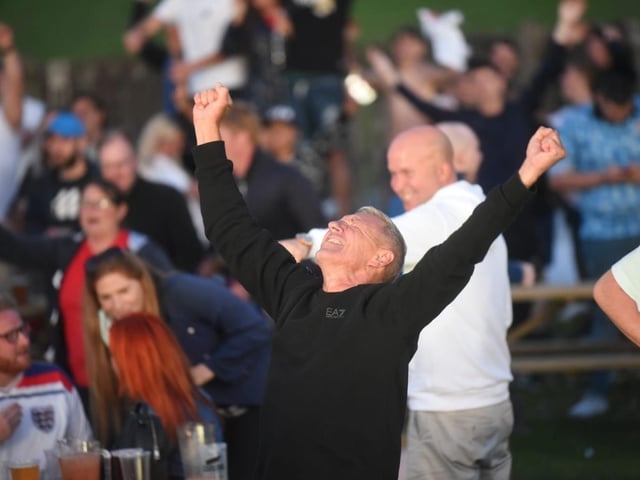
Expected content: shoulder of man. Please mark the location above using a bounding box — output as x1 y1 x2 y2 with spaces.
19 361 74 393
135 177 184 199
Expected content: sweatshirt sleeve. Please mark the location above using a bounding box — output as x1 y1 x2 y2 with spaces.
0 224 66 273
392 173 533 335
395 83 466 123
194 141 306 320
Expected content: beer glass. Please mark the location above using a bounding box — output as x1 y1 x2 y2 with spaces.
8 460 40 480
56 439 110 480
177 422 227 480
110 449 150 480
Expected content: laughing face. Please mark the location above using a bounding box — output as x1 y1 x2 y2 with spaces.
79 184 126 239
316 212 385 272
387 126 455 212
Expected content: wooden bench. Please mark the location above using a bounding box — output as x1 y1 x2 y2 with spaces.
508 282 594 343
507 282 640 373
510 339 640 373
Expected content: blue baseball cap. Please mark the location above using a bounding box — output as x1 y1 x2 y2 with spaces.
264 104 297 126
46 112 86 138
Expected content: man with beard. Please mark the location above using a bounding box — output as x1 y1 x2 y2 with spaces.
20 111 98 236
0 291 91 467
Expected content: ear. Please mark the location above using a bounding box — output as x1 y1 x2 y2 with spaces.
367 248 395 269
438 161 454 182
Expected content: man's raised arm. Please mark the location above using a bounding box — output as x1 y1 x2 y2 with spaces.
192 85 303 318
435 125 567 268
394 126 566 332
517 126 566 188
193 85 232 145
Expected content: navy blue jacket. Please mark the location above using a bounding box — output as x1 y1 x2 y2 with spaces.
241 149 326 240
160 273 272 406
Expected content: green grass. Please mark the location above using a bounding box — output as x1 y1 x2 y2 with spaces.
0 0 133 60
354 0 640 45
1 1 638 60
510 373 640 479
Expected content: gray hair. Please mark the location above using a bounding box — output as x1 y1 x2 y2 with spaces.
0 291 18 313
357 206 406 281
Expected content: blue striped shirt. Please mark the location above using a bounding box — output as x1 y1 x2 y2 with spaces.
559 96 640 240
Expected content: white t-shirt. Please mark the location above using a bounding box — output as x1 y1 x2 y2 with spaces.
153 0 248 93
612 245 640 310
0 362 92 471
308 181 512 411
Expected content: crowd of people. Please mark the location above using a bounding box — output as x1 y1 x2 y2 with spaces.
0 0 639 478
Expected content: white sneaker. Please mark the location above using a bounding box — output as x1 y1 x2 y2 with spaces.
568 394 609 418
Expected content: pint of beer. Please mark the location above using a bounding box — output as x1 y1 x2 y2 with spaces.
8 461 40 480
58 452 101 480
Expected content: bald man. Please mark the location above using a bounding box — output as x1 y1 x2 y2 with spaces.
285 125 515 479
437 121 483 184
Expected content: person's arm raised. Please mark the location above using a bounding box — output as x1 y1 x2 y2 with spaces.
193 85 232 145
518 127 566 188
395 126 566 334
552 0 588 46
192 85 303 319
0 23 23 131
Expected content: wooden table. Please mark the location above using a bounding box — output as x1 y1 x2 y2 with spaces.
508 282 640 373
508 282 594 343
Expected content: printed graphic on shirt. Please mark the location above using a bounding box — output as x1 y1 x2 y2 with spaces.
325 307 346 319
31 405 55 432
50 187 81 221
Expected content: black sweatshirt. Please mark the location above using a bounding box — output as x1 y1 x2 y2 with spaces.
195 141 533 480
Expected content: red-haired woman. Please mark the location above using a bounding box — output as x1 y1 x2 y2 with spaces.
83 247 271 480
109 311 222 480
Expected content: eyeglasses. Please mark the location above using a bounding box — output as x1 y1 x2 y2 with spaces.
80 198 113 210
0 323 31 345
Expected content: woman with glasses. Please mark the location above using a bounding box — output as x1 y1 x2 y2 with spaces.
0 178 173 406
83 247 271 480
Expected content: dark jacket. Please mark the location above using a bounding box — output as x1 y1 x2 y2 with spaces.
123 177 205 272
240 149 326 240
159 273 272 407
20 161 99 235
